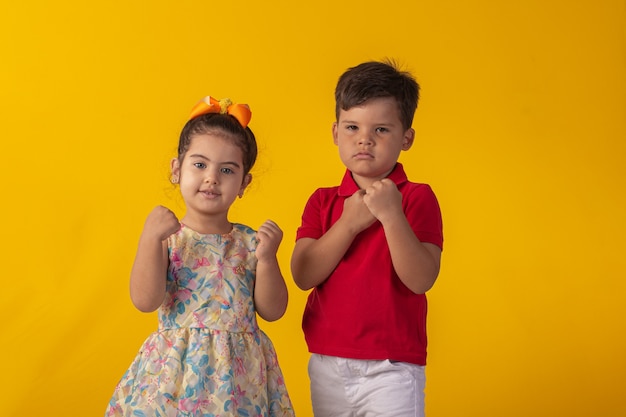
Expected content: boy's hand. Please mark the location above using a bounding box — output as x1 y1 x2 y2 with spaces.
256 220 283 262
341 190 377 234
363 179 403 223
144 205 181 241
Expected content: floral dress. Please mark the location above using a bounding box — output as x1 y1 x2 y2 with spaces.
106 223 295 417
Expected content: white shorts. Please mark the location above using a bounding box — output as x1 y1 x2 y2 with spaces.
308 353 426 417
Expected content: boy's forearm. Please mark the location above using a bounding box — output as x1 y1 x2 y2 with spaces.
291 220 357 290
254 259 288 322
382 216 441 294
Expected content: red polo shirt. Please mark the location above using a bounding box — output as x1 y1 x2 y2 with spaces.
296 163 443 365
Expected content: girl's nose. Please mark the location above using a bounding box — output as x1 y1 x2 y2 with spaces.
204 170 218 184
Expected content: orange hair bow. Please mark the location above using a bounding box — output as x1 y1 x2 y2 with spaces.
189 96 252 128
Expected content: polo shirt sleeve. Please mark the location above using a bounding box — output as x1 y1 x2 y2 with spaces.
296 188 324 241
404 184 444 250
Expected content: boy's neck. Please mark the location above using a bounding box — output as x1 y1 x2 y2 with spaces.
350 165 397 189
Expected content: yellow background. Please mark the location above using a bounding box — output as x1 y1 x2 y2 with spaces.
1 0 625 415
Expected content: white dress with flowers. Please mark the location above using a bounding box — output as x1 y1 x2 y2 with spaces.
106 223 294 417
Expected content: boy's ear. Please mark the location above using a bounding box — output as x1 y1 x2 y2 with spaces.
332 122 339 145
402 128 415 150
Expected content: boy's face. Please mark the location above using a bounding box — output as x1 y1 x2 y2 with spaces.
333 96 414 188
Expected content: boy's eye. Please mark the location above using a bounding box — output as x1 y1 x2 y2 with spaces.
346 125 358 131
375 127 389 133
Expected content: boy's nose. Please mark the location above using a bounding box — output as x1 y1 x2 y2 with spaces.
358 132 374 145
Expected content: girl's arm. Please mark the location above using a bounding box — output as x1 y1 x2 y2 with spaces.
291 190 376 290
364 179 441 294
129 206 180 312
254 220 288 321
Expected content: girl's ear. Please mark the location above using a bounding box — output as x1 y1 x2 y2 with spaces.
170 158 181 184
402 128 415 151
239 173 252 198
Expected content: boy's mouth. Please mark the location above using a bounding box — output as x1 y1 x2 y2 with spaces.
353 151 374 159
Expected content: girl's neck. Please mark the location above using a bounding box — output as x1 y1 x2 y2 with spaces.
180 213 232 235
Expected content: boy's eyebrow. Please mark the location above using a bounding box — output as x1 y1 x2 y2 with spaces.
339 119 365 125
339 119 395 126
188 154 242 168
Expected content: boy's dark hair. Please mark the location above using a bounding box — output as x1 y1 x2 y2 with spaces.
334 59 420 130
178 113 258 177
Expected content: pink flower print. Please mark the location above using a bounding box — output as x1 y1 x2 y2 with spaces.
171 250 184 268
105 403 123 416
214 258 224 280
258 361 267 385
185 279 199 291
164 293 176 310
179 397 208 412
192 312 207 328
231 241 248 257
164 336 174 349
174 288 192 303
193 256 211 269
143 342 157 356
153 356 168 371
232 384 247 408
233 356 246 376
178 398 192 411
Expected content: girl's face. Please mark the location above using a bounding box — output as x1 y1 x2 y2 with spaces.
332 96 414 189
171 133 251 228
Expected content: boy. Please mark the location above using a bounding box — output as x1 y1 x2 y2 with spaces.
291 60 444 416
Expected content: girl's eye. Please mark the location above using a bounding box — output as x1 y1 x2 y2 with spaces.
193 162 206 169
220 167 234 175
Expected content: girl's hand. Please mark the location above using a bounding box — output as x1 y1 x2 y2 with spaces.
144 205 181 241
255 220 283 262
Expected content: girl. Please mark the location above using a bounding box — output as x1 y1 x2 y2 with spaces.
106 96 295 416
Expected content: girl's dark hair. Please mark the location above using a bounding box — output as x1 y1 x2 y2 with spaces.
334 59 420 130
177 113 258 176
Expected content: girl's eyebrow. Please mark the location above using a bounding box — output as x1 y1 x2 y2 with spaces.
188 154 241 168
188 153 208 160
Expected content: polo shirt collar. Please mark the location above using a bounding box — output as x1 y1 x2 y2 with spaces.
338 163 408 196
